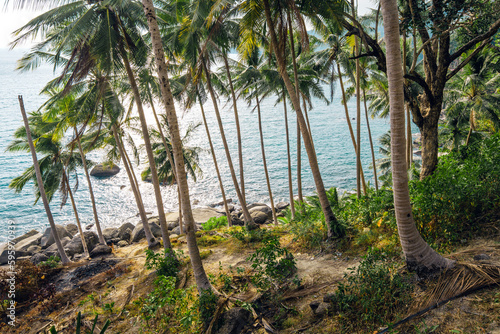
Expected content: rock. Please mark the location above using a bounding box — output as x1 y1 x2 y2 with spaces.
473 254 490 261
250 210 269 224
102 227 120 242
276 202 290 211
121 228 132 243
108 238 121 245
85 224 94 230
0 245 29 265
40 225 73 248
246 203 267 210
117 240 129 247
90 244 112 257
229 213 244 226
311 302 331 317
45 236 72 253
31 253 49 265
248 205 272 216
170 234 179 239
64 224 78 237
216 307 251 334
64 231 100 257
11 229 39 245
172 226 181 235
118 223 135 240
247 221 260 231
14 232 43 252
209 198 233 208
167 221 179 230
131 221 163 243
26 245 42 254
90 163 120 177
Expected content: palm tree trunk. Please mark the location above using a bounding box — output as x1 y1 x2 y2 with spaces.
363 89 379 190
352 0 362 197
198 96 232 226
113 126 157 248
256 96 278 225
466 109 475 146
283 93 295 219
381 0 453 274
74 127 105 245
122 139 141 199
63 170 89 258
150 101 183 234
223 54 246 206
18 96 71 265
142 0 211 292
121 54 172 251
263 0 340 238
406 104 412 169
201 58 252 225
297 117 303 203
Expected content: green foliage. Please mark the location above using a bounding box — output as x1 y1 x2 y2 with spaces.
49 311 110 334
229 226 271 244
248 234 299 291
330 248 413 332
201 216 228 230
145 248 182 278
197 234 225 247
198 289 218 329
39 256 61 268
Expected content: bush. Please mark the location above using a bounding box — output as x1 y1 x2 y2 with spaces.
39 255 61 268
145 248 181 278
229 226 271 244
202 216 228 230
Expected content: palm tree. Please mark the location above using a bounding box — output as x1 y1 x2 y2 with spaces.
381 0 453 273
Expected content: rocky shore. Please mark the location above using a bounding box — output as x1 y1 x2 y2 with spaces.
0 201 290 266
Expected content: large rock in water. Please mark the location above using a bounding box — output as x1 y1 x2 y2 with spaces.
64 231 100 257
40 225 73 248
65 224 79 237
90 163 120 178
131 220 163 243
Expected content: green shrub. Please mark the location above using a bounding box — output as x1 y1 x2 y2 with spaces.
202 216 228 230
198 288 218 329
40 255 61 268
229 226 271 244
145 248 181 278
49 311 110 334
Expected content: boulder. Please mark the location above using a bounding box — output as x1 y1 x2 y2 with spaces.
102 227 120 242
121 228 132 243
15 232 43 252
11 229 39 245
276 202 290 211
249 205 272 224
45 236 72 253
118 223 135 240
117 240 129 247
90 244 112 258
26 245 42 255
246 203 268 210
30 253 49 265
230 213 244 226
167 221 179 230
0 244 29 265
131 221 162 243
172 226 181 235
64 231 100 257
40 225 73 248
310 301 331 317
216 307 252 334
90 163 120 178
107 238 121 245
65 224 79 237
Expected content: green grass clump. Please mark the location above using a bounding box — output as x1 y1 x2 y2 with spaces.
202 216 228 230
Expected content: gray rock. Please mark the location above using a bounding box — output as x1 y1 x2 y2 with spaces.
102 227 119 242
121 228 132 243
248 205 272 216
0 245 29 265
26 245 42 254
230 213 244 226
209 198 233 208
65 224 79 237
167 221 179 230
227 204 235 212
64 231 100 257
310 301 331 317
250 210 269 224
11 229 39 245
15 232 43 252
276 202 290 211
30 253 49 265
216 307 251 334
172 226 181 235
131 221 162 243
246 203 268 210
473 254 490 261
108 238 121 245
45 236 72 253
170 234 179 239
40 225 72 248
90 244 112 257
90 163 120 177
117 240 129 247
118 223 135 240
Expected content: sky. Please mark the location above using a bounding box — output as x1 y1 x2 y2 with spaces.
0 0 378 49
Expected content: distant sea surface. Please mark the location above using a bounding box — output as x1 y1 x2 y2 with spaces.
0 48 395 242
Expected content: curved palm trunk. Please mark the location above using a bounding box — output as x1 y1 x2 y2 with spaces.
263 0 340 238
223 54 246 206
283 93 295 218
363 89 379 190
201 58 252 225
142 0 211 292
199 98 232 225
353 0 362 198
63 170 89 258
122 54 172 251
74 127 105 245
113 126 156 248
297 117 303 203
256 96 278 225
381 0 453 274
18 96 71 265
151 102 183 234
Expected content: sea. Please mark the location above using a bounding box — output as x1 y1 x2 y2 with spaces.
0 48 396 242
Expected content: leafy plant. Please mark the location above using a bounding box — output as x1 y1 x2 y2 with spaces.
39 255 61 268
198 288 218 329
49 311 110 334
145 248 181 278
202 216 228 230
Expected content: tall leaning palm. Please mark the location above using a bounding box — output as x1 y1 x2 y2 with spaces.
381 0 453 273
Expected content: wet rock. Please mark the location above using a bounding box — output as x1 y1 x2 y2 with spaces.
40 225 73 248
30 253 49 265
117 240 129 247
216 307 251 334
474 254 490 261
131 221 162 243
64 231 99 257
65 224 79 237
90 244 112 257
118 223 135 240
90 163 120 177
11 229 39 245
85 224 94 230
15 232 43 252
102 227 119 242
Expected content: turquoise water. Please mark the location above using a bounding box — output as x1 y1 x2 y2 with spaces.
0 48 393 241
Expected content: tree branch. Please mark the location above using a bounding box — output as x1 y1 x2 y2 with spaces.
404 72 434 103
449 18 500 63
446 38 492 81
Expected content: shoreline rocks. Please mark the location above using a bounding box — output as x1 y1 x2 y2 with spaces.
90 163 120 178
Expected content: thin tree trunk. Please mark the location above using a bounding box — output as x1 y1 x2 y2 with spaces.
465 109 475 146
18 96 71 265
353 0 362 198
142 0 211 292
63 170 89 258
121 54 172 251
263 0 341 238
74 127 105 245
223 54 246 206
201 58 252 225
363 89 379 190
283 93 295 219
113 126 157 248
406 104 412 169
256 96 277 225
381 0 453 274
297 117 303 203
198 96 232 226
122 139 141 200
